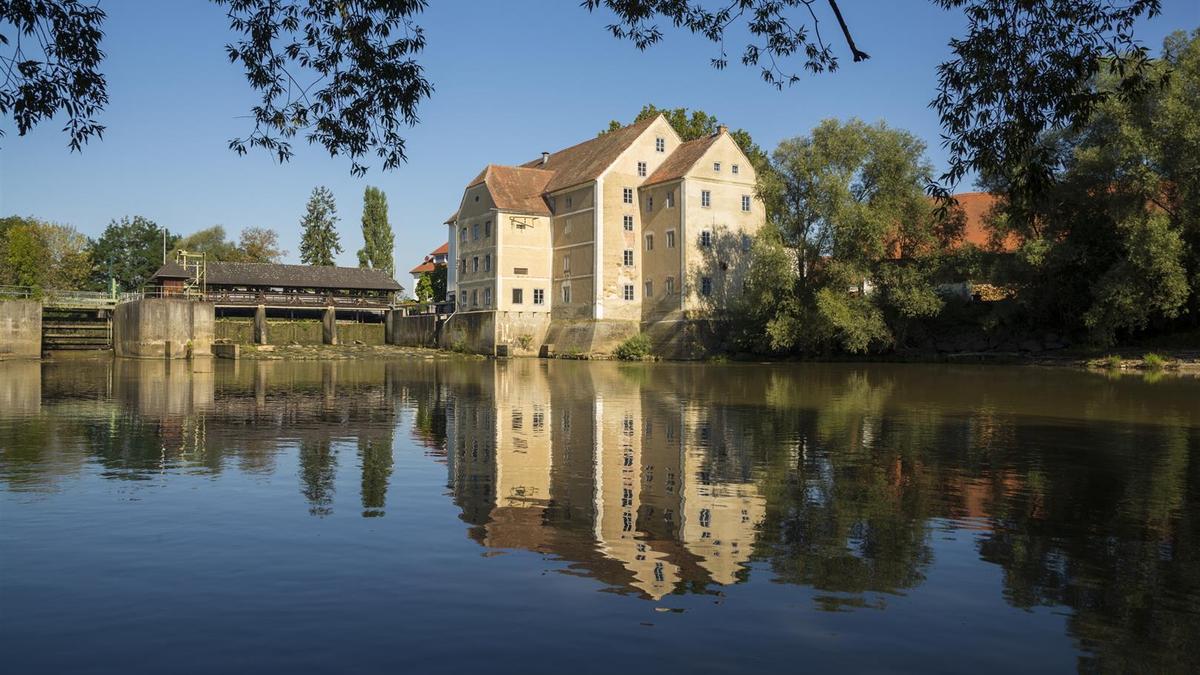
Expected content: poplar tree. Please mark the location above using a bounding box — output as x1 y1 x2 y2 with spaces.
356 186 394 276
299 186 342 266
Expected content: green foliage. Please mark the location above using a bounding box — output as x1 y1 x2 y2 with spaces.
1142 352 1167 371
430 264 447 301
0 216 92 291
614 333 652 360
299 186 342 266
415 272 434 303
1100 354 1123 370
175 226 240 261
356 186 394 276
89 216 174 291
237 227 286 263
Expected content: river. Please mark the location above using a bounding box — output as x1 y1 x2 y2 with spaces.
1 357 1197 673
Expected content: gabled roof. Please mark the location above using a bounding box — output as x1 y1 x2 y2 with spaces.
409 261 437 275
468 165 554 216
205 262 402 292
644 133 722 186
151 261 190 280
430 242 449 256
519 115 661 193
443 211 459 225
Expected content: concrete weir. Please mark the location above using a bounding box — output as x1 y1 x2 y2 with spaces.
113 298 214 359
0 299 42 359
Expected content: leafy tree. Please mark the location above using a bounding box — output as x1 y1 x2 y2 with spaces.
356 186 394 276
0 220 51 288
174 225 240 261
299 186 342 266
602 104 769 173
736 119 962 354
89 216 176 291
237 227 285 263
415 272 433 303
430 263 447 301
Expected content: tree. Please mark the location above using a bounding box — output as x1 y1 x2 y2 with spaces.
736 119 962 354
238 227 285 263
298 186 342 266
174 225 240 261
601 104 769 173
356 186 394 276
4 1 1168 189
0 219 51 288
415 272 433 303
89 216 175 291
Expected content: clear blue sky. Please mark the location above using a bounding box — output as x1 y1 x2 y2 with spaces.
2 1 1196 273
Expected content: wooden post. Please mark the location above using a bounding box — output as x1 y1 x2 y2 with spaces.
254 304 268 345
322 306 337 345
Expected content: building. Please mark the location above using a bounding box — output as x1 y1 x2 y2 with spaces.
151 260 402 309
443 114 766 355
408 242 449 299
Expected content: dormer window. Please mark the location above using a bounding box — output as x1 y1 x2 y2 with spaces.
714 162 721 172
655 137 665 153
637 161 647 177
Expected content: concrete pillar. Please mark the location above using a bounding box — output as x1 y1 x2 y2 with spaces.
384 309 395 345
254 305 268 345
322 306 338 345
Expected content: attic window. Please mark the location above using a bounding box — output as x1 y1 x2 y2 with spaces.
714 162 721 172
732 164 740 174
565 196 573 209
637 161 647 177
655 137 665 153
474 195 479 202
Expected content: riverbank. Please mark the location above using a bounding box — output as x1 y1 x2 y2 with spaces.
230 343 483 361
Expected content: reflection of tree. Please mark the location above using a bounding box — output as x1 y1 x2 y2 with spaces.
298 437 337 517
358 432 394 517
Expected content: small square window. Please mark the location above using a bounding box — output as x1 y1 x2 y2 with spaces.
623 284 635 301
645 234 654 251
637 161 647 177
701 277 713 296
623 249 634 266
655 137 665 152
666 230 676 248
623 215 633 231
666 191 674 208
714 162 721 172
533 289 545 305
644 280 653 298
701 190 711 208
700 231 712 247
732 164 740 174
623 187 633 204
742 195 751 212
665 276 675 294
512 288 523 304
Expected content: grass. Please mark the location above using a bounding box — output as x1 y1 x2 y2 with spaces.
614 333 653 361
1100 354 1123 370
1142 352 1168 371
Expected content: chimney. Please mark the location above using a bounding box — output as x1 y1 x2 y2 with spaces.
541 151 549 166
716 124 728 135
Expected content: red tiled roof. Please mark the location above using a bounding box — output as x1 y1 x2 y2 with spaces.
953 192 1019 252
431 242 449 256
409 261 436 275
518 115 660 193
644 133 721 186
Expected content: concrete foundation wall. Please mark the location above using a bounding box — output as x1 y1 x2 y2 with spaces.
390 314 438 348
113 299 214 359
642 318 728 360
216 319 383 345
0 300 42 359
494 310 552 356
542 318 639 356
440 311 495 354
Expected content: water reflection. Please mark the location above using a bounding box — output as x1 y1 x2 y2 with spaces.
1 358 1198 670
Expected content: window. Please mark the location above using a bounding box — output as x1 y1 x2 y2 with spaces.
646 196 653 211
666 230 676 248
701 277 713 296
623 284 635 301
665 276 675 294
732 164 740 174
565 196 573 209
512 288 523 304
644 280 653 298
623 249 634 266
700 230 712 247
666 190 674 208
742 195 751 212
655 137 665 152
742 234 752 252
637 161 647 177
459 227 467 243
460 258 466 273
514 267 528 275
623 215 633 231
561 283 571 303
484 220 492 237
472 223 479 240
471 289 478 306
644 234 654 251
701 190 711 207
483 287 492 306
714 161 721 172
623 187 633 204
562 255 571 273
472 256 479 272
533 288 545 305
483 254 491 272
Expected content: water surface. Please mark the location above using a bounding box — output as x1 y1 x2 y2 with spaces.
1 358 1198 673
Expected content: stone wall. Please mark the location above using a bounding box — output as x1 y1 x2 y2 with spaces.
0 300 42 359
440 311 495 354
494 310 553 356
113 299 214 359
215 319 382 345
642 318 727 360
542 318 639 356
390 313 439 348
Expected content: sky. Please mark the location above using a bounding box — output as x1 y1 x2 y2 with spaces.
2 0 1197 280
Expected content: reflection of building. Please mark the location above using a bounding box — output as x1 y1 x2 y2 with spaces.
445 360 765 599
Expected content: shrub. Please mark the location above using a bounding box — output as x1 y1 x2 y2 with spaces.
515 334 533 351
1142 352 1168 370
614 333 652 361
1100 354 1122 370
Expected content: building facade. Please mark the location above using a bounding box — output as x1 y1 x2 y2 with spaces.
444 114 765 356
